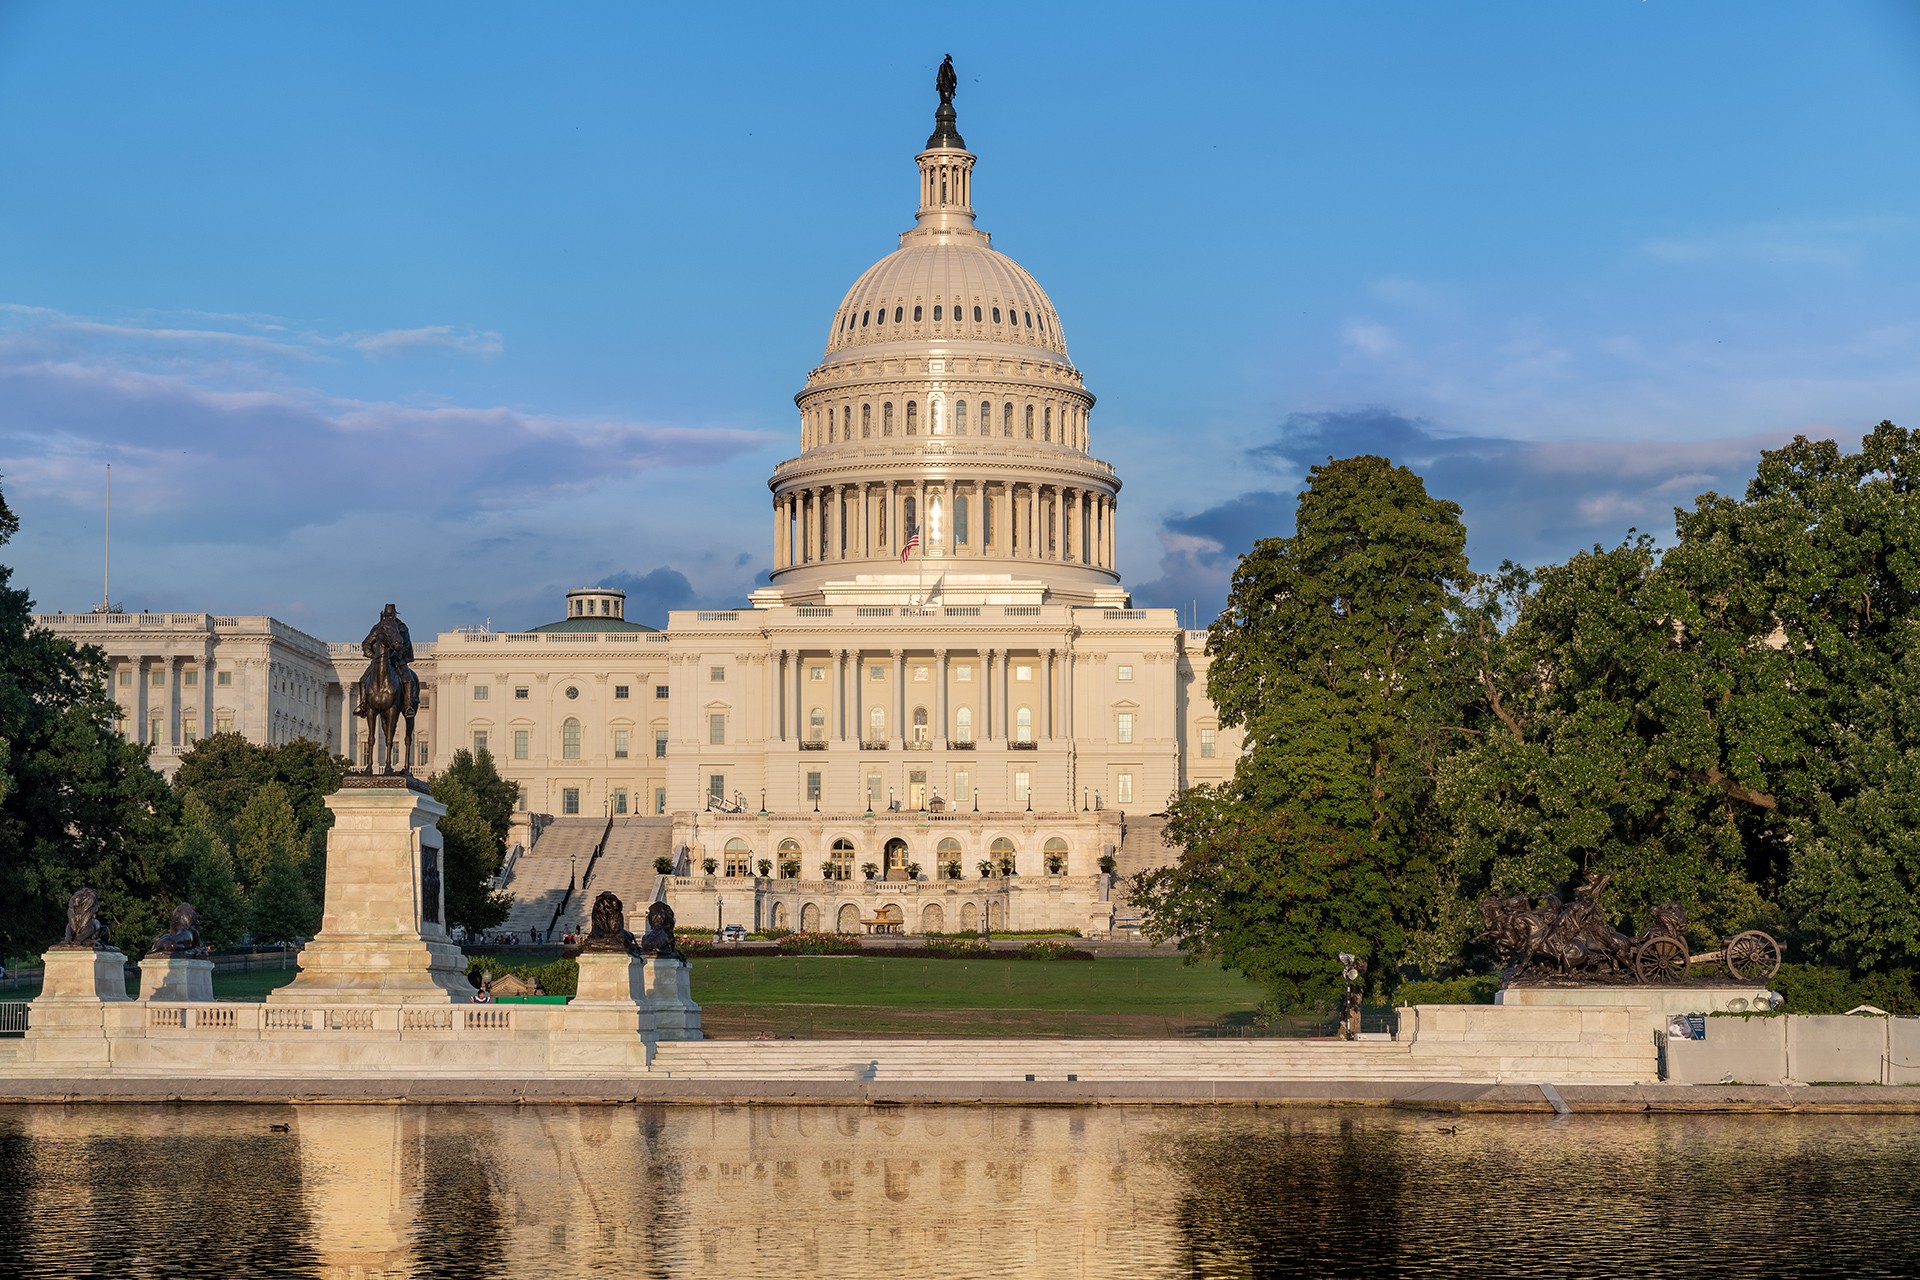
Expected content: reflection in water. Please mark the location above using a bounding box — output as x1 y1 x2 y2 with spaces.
1 1105 1916 1278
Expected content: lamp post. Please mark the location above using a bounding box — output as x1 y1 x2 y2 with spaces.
716 894 725 942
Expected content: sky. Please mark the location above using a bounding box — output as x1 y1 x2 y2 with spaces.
3 2 1918 638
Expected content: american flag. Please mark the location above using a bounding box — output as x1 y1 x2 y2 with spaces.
900 531 921 562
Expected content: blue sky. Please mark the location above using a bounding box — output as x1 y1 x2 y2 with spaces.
3 2 1918 637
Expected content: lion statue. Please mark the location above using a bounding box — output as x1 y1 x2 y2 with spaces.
58 887 112 950
640 901 686 962
580 890 636 953
149 902 207 957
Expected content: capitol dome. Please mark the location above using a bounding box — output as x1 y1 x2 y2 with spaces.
764 62 1124 607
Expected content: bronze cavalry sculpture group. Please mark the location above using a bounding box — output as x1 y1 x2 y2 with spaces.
1478 874 1780 984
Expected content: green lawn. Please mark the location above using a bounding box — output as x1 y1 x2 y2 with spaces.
5 955 1291 1039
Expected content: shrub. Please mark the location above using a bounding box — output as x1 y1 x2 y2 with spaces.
780 859 801 878
1019 939 1080 961
1772 965 1920 1015
861 862 880 880
775 931 864 956
757 859 772 878
1394 975 1501 1006
466 956 578 997
1098 854 1117 875
701 857 718 876
653 855 675 876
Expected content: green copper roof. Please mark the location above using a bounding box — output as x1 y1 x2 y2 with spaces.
527 616 657 634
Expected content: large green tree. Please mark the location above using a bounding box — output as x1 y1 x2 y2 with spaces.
428 776 512 935
1138 456 1474 1006
433 748 517 847
174 732 346 848
0 481 178 957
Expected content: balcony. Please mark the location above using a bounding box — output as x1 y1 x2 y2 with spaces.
798 740 828 751
903 739 932 751
946 739 976 750
860 740 889 751
1009 740 1038 751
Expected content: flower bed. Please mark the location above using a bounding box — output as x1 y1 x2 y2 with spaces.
774 931 866 956
923 935 991 956
1019 939 1082 961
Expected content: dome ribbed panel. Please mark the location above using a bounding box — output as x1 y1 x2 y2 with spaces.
823 241 1069 361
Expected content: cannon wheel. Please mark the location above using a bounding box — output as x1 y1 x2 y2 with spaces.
1634 935 1689 984
1723 930 1782 983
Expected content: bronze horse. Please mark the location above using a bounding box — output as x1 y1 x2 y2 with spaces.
356 604 419 774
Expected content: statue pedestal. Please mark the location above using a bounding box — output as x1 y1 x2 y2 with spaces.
268 780 471 1005
35 947 132 1003
643 956 702 1040
560 951 655 1044
138 955 214 1002
1497 983 1781 1036
24 947 130 1067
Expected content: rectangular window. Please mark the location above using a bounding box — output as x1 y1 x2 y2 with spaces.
562 787 580 816
216 671 231 687
514 687 529 700
1014 770 1031 803
181 714 197 743
474 684 490 700
118 670 132 687
867 773 884 809
1117 712 1134 744
913 666 928 682
517 785 528 811
1015 664 1032 682
418 740 430 766
957 666 972 682
809 666 825 682
709 774 726 802
656 685 669 699
150 671 164 687
183 669 198 687
613 729 630 758
215 714 233 734
655 730 668 758
955 770 970 805
612 788 628 815
709 714 726 745
562 721 581 760
613 684 630 700
148 715 162 744
1117 664 1133 682
709 666 726 683
655 787 667 815
473 730 489 755
514 729 529 760
1201 728 1217 758
870 665 885 681
806 771 822 802
1118 773 1135 804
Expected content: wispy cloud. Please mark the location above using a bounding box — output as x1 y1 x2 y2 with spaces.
1639 216 1912 270
335 325 504 358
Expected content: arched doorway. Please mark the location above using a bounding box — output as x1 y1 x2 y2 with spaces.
836 902 862 932
770 902 789 931
800 902 820 932
921 902 944 934
988 901 1005 930
883 836 910 879
959 902 979 931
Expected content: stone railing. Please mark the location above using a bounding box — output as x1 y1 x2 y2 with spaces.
122 1003 522 1035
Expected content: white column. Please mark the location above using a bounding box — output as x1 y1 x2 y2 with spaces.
892 649 906 744
1043 650 1055 740
937 649 949 741
983 648 997 741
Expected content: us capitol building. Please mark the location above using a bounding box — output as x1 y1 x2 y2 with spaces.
35 71 1243 937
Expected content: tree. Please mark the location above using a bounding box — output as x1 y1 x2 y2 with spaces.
174 733 345 849
1143 456 1473 1006
0 479 178 957
232 782 301 888
177 823 248 952
429 777 511 935
248 843 320 945
433 748 517 847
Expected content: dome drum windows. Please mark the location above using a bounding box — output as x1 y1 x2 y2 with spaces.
913 305 923 322
906 401 917 435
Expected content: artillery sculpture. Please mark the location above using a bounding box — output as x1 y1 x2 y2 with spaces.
1479 875 1781 985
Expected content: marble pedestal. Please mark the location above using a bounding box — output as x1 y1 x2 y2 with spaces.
138 955 214 1002
566 950 657 1039
1498 983 1781 1036
24 947 130 1068
268 778 471 1005
36 947 132 1003
644 956 703 1040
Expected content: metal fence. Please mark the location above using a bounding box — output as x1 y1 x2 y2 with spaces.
0 1001 29 1036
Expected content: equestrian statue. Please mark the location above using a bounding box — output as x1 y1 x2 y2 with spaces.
356 602 420 775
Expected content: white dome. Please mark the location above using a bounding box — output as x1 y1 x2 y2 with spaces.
823 239 1069 360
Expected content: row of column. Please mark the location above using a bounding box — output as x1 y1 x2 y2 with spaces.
765 648 1076 746
773 480 1116 571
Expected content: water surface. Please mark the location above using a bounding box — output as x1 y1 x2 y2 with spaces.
0 1104 1911 1278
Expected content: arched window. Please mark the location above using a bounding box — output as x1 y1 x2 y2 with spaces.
955 400 967 434
861 310 870 327
724 837 752 877
955 706 972 743
955 494 969 545
912 705 928 744
932 304 942 321
877 307 887 326
869 705 886 740
1015 707 1032 743
903 496 917 538
905 401 917 435
1003 403 1014 436
1043 836 1069 875
894 306 903 323
1024 311 1032 327
562 717 581 759
844 405 852 439
992 307 1002 324
913 305 923 322
883 402 894 436
973 305 983 322
862 404 871 437
936 837 963 879
809 707 825 741
1025 405 1034 439
830 837 856 880
1044 406 1052 441
990 837 1017 876
778 838 801 874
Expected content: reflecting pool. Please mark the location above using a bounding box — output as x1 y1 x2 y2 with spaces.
0 1104 1914 1278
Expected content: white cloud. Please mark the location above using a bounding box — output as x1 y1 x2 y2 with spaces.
337 325 504 358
